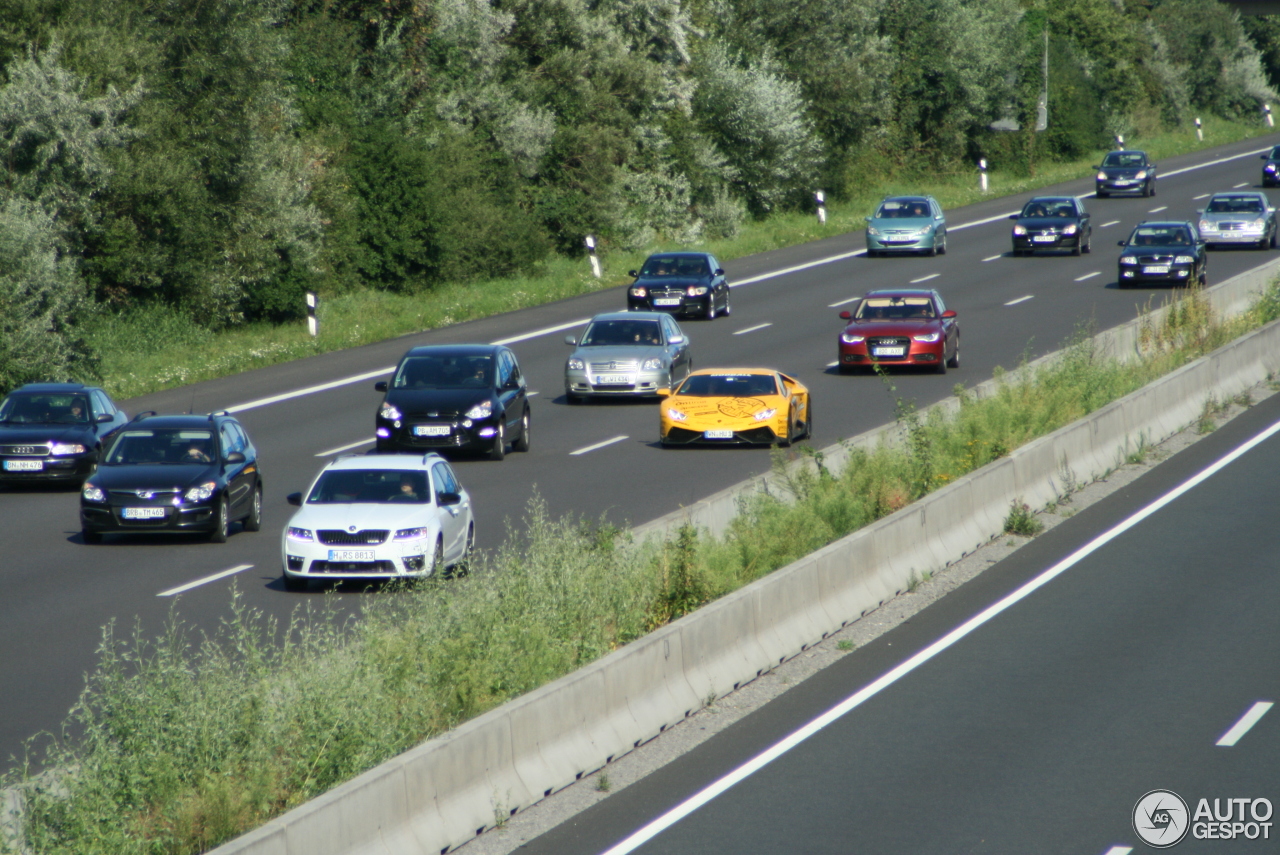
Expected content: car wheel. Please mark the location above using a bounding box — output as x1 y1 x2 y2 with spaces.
723 297 731 317
242 485 262 532
430 537 445 576
514 409 531 452
82 528 102 545
934 355 948 375
283 572 308 592
489 422 506 461
802 400 813 439
1083 232 1092 254
449 525 475 579
779 413 795 448
1271 229 1277 249
938 235 947 255
209 497 229 543
927 241 938 258
1149 180 1156 197
947 337 960 369
706 301 716 321
1071 238 1082 256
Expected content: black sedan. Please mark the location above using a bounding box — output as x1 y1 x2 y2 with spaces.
375 344 531 461
626 252 730 320
1009 196 1092 256
80 412 263 543
0 383 128 486
1261 145 1280 187
1117 221 1207 288
1095 150 1156 197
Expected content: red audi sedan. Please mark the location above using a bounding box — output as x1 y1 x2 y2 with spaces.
836 289 959 374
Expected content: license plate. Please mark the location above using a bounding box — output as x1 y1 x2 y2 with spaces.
329 550 376 561
704 429 734 439
2 460 42 471
593 375 632 385
123 507 166 519
1143 266 1170 274
1114 180 1132 186
653 298 682 306
413 425 450 436
1033 235 1057 242
873 346 906 357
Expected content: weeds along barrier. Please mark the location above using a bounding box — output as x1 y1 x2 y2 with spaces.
200 258 1280 855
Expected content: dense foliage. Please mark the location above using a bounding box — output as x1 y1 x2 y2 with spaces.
0 0 1275 389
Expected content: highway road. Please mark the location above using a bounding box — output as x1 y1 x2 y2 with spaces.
3 133 1280 766
510 355 1280 855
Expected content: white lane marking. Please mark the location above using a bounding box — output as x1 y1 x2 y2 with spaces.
1075 272 1101 282
493 318 589 346
732 251 864 287
228 368 393 413
1216 701 1274 746
910 273 940 283
316 437 374 457
1148 206 1167 213
159 565 253 598
826 361 839 368
733 323 773 335
527 391 540 398
570 435 629 456
1005 296 1034 306
1102 848 1133 855
828 296 860 307
983 254 1003 262
596 415 1280 855
1194 193 1211 200
1234 182 1251 188
1100 220 1120 228
1162 146 1272 178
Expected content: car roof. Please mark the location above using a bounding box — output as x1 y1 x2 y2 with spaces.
1131 220 1193 229
8 382 94 394
588 311 669 323
686 367 779 377
643 251 712 260
1024 196 1075 204
1208 191 1265 199
1105 149 1147 156
863 288 938 300
323 452 444 471
881 195 932 204
403 343 502 358
123 413 237 430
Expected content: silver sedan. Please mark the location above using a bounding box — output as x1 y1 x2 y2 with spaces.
564 312 692 402
1197 191 1277 249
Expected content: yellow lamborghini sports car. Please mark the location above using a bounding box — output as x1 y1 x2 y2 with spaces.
658 368 812 447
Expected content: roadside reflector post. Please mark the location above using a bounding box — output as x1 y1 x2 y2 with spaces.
1266 104 1275 128
978 159 988 193
815 190 826 225
585 235 601 279
1115 134 1124 150
306 291 318 337
1195 117 1203 141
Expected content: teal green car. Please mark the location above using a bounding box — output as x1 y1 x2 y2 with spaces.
865 195 948 257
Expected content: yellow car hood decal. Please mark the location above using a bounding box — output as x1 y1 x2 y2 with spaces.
668 395 783 425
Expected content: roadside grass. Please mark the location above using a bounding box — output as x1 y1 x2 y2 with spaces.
11 281 1280 855
85 119 1272 402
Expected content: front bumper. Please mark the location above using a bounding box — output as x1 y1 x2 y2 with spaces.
660 424 783 446
627 295 710 315
80 500 218 534
838 340 945 368
283 540 433 582
1118 264 1196 284
1012 233 1081 252
1096 178 1146 193
866 232 935 253
566 368 671 398
376 416 500 452
1200 227 1267 245
0 453 95 483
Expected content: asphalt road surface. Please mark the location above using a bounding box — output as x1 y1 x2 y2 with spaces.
3 133 1280 766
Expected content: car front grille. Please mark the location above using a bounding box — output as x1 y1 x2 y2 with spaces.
867 337 911 360
318 529 389 546
406 410 460 420
109 489 181 502
309 560 397 574
649 288 684 301
0 444 51 456
589 360 640 372
1218 222 1247 231
1134 254 1177 264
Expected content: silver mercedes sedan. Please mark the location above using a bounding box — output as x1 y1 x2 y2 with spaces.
1197 191 1277 249
564 312 692 402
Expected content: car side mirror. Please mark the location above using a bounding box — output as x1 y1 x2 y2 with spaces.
96 413 112 423
1008 214 1019 220
1271 208 1277 214
935 214 944 220
941 309 957 319
864 215 873 222
1091 165 1099 170
437 491 461 506
564 334 577 346
287 492 302 507
1196 209 1204 216
1263 154 1271 160
839 310 852 320
668 334 685 345
656 387 671 397
628 270 639 278
225 451 246 464
1118 240 1127 247
374 381 388 392
715 268 725 276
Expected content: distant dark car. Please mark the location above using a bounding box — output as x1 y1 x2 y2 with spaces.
375 344 531 461
1197 191 1277 249
0 383 128 486
836 289 959 374
1117 221 1207 288
626 252 730 320
1261 145 1280 187
79 412 263 543
1095 150 1156 197
1010 196 1092 256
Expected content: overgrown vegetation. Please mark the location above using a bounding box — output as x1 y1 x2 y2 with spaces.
10 279 1280 854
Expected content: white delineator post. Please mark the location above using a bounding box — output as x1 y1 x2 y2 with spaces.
306 291 318 337
585 235 601 279
815 190 826 225
1195 117 1203 141
1115 134 1124 150
978 159 988 193
1266 104 1275 128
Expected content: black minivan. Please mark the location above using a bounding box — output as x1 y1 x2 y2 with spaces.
375 344 531 461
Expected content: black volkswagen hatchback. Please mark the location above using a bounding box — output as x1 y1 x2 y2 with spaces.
1095 149 1156 197
0 383 129 486
375 344 531 461
626 252 730 320
80 412 263 543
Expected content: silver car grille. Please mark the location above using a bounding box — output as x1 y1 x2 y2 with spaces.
589 360 640 372
1135 254 1177 264
0 444 51 456
318 529 389 546
109 489 181 501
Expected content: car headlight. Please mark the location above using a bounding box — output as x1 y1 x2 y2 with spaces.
686 285 708 296
1134 170 1147 180
379 402 402 420
1199 220 1213 231
465 400 493 419
1173 255 1196 264
753 408 777 421
1096 171 1107 181
395 527 428 541
642 358 664 371
82 483 105 502
841 333 865 344
866 226 881 236
1061 224 1078 235
567 357 585 371
287 526 313 542
630 286 647 297
666 408 688 422
913 332 941 343
184 481 217 502
1120 256 1139 265
1012 225 1027 235
1244 220 1267 232
50 442 87 455
1268 164 1277 172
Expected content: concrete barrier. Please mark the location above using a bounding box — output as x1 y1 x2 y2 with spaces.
208 260 1280 855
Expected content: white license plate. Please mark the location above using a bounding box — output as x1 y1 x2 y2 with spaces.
1143 266 1170 274
593 375 632 385
413 425 450 436
122 507 166 519
704 429 734 439
329 550 376 561
653 298 682 306
1033 235 1057 242
1114 180 1132 186
873 346 906 357
3 460 42 471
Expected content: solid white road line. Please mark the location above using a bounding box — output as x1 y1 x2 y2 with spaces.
828 296 860 307
1005 296 1034 306
1161 146 1272 178
494 318 589 346
1216 701 1274 747
159 565 254 598
983 254 1003 262
1100 220 1120 228
228 367 394 414
527 391 540 397
826 361 839 368
596 415 1280 855
1194 193 1211 200
1102 847 1134 855
570 435 629 456
1148 206 1167 213
1075 272 1101 282
1234 182 1251 188
734 323 772 335
316 437 374 457
910 273 940 283
732 251 865 287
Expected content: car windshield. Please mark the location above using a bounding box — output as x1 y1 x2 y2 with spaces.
876 200 930 219
393 355 492 389
1128 227 1192 246
581 320 663 346
676 373 779 397
1021 200 1075 218
0 393 91 424
1102 152 1146 167
640 256 708 277
104 429 215 465
307 469 430 504
1206 196 1265 214
855 296 937 321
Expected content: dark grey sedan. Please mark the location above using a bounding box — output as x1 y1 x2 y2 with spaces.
564 312 692 402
